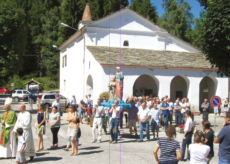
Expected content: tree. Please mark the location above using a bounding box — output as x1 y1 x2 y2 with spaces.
191 10 206 50
0 0 27 84
157 0 194 42
35 6 61 80
130 0 158 23
197 0 208 9
103 0 129 16
201 0 230 76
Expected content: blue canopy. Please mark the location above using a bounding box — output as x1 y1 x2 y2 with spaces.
101 100 131 108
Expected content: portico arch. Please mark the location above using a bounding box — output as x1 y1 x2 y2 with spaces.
133 74 159 97
170 75 190 102
86 75 93 96
199 76 218 113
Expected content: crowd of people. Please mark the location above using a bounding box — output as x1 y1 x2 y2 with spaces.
1 94 230 164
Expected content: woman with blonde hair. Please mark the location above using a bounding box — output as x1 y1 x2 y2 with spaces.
36 103 46 152
189 130 210 164
66 104 78 156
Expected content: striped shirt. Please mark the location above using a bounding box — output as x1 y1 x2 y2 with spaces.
157 137 181 162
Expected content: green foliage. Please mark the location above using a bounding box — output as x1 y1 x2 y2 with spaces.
0 0 26 83
99 92 109 100
103 0 129 16
157 0 194 42
201 0 230 76
130 0 158 23
191 10 206 50
197 0 208 9
6 73 59 91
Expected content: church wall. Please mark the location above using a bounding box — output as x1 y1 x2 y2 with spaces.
100 66 228 112
60 38 84 103
89 10 159 32
84 47 104 105
86 28 200 53
86 9 202 53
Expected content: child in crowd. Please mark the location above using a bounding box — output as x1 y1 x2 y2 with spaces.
16 128 27 164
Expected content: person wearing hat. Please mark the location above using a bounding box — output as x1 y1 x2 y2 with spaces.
0 97 17 158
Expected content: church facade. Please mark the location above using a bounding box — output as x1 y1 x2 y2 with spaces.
59 4 228 112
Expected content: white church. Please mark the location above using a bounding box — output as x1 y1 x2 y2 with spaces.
58 4 228 112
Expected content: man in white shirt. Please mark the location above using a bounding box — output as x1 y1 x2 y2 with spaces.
146 96 152 108
109 100 121 144
52 98 60 112
70 95 77 105
69 95 77 111
91 99 104 143
167 98 174 125
137 102 151 142
13 104 35 161
181 98 187 125
185 98 190 111
84 95 88 104
181 110 193 161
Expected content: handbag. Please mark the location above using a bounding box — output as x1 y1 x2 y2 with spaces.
77 128 81 138
35 122 38 128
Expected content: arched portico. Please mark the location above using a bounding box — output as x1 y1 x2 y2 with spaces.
170 75 190 102
133 74 159 97
199 76 218 113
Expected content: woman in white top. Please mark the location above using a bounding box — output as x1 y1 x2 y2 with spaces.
181 98 187 125
189 130 210 164
181 111 193 162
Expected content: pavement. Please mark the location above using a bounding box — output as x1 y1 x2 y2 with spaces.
0 98 224 164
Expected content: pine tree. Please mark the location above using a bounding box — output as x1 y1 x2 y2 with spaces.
130 0 158 23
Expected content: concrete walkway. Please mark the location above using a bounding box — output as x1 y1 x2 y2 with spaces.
0 108 224 164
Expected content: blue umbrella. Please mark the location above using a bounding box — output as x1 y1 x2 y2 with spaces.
101 100 131 108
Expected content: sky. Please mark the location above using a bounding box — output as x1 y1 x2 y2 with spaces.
153 0 204 18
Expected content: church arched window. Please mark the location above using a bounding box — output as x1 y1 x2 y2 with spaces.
123 40 129 46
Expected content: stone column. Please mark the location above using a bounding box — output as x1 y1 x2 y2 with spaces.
187 77 202 112
157 76 173 99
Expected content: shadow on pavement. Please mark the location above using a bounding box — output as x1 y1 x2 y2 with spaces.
78 150 104 155
119 139 137 144
30 157 62 162
79 146 100 150
36 152 50 157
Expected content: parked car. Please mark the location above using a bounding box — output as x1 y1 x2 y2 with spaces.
0 87 11 94
10 88 23 93
23 95 29 102
40 93 67 109
12 90 30 102
10 88 23 96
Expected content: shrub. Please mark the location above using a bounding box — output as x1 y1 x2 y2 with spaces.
99 91 109 101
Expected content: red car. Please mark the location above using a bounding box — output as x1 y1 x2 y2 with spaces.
0 87 11 94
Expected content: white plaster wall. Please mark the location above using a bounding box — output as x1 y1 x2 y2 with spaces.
84 47 104 105
60 38 84 102
86 9 201 53
90 10 160 32
99 66 228 112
